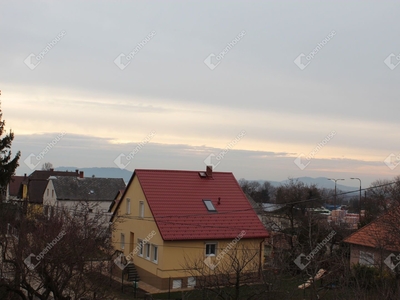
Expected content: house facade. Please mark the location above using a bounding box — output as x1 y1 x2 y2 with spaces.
43 176 125 217
344 209 400 270
111 167 269 290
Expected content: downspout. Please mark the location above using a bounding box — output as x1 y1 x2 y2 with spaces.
259 239 264 277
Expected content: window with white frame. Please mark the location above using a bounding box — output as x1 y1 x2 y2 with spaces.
126 198 131 214
145 242 150 259
205 242 217 256
152 244 158 263
138 239 143 257
359 251 374 266
120 233 125 250
139 201 144 218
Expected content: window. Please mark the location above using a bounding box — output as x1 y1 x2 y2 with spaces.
138 239 143 257
121 233 125 250
172 279 182 289
205 243 217 256
359 251 374 266
152 244 158 263
47 189 49 196
126 198 131 214
139 201 144 218
203 199 217 212
51 190 54 197
145 242 150 259
187 277 196 288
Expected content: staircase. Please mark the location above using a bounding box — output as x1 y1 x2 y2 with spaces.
125 262 140 282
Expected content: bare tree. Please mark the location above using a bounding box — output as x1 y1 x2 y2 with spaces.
0 202 116 300
182 241 269 300
41 162 53 171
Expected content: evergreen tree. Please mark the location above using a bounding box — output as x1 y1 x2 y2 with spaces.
0 91 21 200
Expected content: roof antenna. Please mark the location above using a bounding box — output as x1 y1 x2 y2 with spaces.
218 197 221 205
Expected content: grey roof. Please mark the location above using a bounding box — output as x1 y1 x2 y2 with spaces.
262 203 285 212
52 176 126 201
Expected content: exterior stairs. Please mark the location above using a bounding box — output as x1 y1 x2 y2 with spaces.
125 262 140 282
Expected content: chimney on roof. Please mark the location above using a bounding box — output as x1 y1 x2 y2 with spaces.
75 169 79 174
206 165 213 177
50 168 54 172
79 171 84 178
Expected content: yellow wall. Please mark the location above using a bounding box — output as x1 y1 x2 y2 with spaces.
112 175 163 277
112 175 265 280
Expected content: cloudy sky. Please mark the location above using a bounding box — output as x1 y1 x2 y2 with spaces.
1 1 400 187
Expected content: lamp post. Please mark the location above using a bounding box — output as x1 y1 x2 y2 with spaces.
350 177 362 220
327 178 344 210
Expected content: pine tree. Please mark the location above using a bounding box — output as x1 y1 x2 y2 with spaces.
0 90 21 200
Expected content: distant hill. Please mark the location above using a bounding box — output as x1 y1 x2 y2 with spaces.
56 167 132 183
260 177 356 193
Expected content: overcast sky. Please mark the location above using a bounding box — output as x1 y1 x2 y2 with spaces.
1 1 400 187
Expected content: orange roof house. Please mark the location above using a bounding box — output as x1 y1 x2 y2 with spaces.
344 207 400 270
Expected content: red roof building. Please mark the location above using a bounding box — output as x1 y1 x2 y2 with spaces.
111 167 269 290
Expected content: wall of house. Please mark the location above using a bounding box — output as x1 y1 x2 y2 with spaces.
112 175 265 290
349 244 391 270
112 175 164 282
43 180 112 215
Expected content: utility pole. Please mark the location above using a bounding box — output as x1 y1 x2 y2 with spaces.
350 178 362 220
327 178 344 210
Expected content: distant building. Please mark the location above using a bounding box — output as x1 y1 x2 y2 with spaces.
344 208 400 270
43 176 125 218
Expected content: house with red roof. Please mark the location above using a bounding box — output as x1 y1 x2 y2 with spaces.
110 167 269 290
344 207 400 270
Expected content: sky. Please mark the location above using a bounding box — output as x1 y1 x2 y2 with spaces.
1 1 400 188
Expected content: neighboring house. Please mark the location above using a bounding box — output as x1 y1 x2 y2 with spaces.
21 169 83 213
111 167 269 291
43 176 126 217
344 208 400 270
5 175 24 202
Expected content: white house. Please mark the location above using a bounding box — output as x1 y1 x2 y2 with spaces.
43 176 125 218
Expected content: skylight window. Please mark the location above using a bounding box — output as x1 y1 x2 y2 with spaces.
203 199 217 212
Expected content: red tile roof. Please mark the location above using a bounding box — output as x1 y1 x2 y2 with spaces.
344 207 400 252
129 169 269 241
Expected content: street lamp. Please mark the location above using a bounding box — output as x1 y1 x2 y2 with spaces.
350 177 362 220
327 178 344 210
